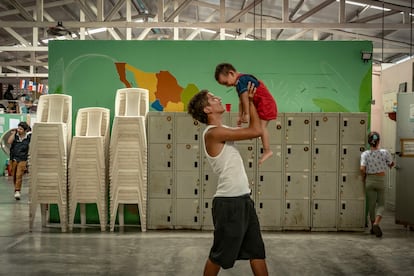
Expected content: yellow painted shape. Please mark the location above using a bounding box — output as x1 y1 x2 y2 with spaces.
125 64 157 102
164 101 184 112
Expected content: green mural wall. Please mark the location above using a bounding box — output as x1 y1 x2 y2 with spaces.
47 40 372 224
49 40 372 116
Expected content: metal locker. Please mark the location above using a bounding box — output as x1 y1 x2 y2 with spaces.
311 199 337 229
312 172 338 199
256 199 282 230
175 143 200 171
148 198 174 229
340 113 368 145
285 145 311 172
257 172 282 199
340 145 365 172
202 171 218 198
175 199 201 229
284 199 310 229
312 113 339 144
229 113 257 145
313 145 338 172
148 143 173 171
175 113 201 143
148 171 174 198
236 143 257 172
246 171 256 199
202 198 214 230
339 173 365 199
285 113 311 144
338 199 365 229
258 144 283 171
285 173 310 199
147 112 174 143
176 171 200 198
266 113 284 144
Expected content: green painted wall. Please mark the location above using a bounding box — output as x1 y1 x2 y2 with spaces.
47 40 372 225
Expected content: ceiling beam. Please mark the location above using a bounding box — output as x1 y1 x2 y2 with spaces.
105 0 126 22
292 0 336 23
352 10 401 23
165 0 193 22
7 0 35 21
227 0 263 22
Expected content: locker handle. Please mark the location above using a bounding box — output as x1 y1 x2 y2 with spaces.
167 134 171 140
315 203 319 210
194 216 198 223
194 134 198 140
205 202 208 208
315 175 318 182
260 203 263 209
194 189 198 195
205 175 208 181
315 148 319 154
167 216 171 222
194 162 198 168
167 161 171 168
167 188 171 195
342 203 346 210
287 175 291 182
260 175 264 182
287 203 290 209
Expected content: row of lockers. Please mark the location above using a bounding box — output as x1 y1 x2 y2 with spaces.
148 112 368 145
147 112 367 231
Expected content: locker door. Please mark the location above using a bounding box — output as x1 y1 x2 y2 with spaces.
312 172 338 199
175 143 200 171
229 113 257 144
175 199 201 229
313 145 338 172
285 145 311 172
149 144 173 170
148 171 173 198
339 173 365 199
202 171 218 198
236 144 257 172
176 171 200 198
285 113 311 144
202 198 214 230
256 199 282 229
312 199 337 229
147 113 174 143
340 145 365 172
175 114 201 143
258 144 283 171
340 113 367 145
312 113 339 144
338 199 365 229
148 198 174 229
284 199 310 228
285 173 310 199
257 172 282 199
267 114 284 144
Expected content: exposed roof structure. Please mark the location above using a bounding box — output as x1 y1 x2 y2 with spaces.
0 0 412 81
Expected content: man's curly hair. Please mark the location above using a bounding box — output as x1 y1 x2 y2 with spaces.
187 90 210 124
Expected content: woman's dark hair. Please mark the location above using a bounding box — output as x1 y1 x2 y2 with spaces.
368 131 380 147
187 90 210 124
18 121 30 131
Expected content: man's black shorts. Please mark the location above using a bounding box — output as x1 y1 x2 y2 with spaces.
209 194 266 269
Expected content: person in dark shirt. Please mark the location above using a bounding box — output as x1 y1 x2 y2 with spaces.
7 121 31 200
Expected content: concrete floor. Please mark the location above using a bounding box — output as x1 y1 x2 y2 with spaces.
1 176 414 276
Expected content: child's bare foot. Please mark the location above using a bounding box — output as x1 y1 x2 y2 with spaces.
259 150 273 165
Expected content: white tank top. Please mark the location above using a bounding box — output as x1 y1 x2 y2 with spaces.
203 125 251 197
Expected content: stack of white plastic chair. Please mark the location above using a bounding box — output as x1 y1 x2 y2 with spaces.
68 107 110 231
109 88 148 232
29 94 72 232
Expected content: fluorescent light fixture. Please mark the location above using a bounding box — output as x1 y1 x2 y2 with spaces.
336 0 390 11
200 28 216 34
86 27 107 35
395 55 413 64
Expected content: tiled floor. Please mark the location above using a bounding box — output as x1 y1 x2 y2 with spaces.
1 176 413 275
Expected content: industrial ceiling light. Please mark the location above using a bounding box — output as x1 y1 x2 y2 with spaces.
47 21 72 37
361 51 373 63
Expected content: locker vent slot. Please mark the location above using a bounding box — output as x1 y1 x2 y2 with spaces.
343 148 347 155
288 148 291 154
194 134 198 140
167 188 171 195
205 175 208 181
205 202 208 208
260 203 263 208
287 175 291 182
343 176 346 182
342 203 346 210
315 176 318 182
288 120 292 126
260 175 264 182
194 217 198 222
287 203 290 209
194 189 198 195
315 148 319 154
167 161 171 167
315 203 319 210
194 162 198 168
167 216 171 222
316 120 319 126
344 121 348 127
168 134 171 140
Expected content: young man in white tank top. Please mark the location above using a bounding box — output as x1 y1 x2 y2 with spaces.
187 82 268 276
